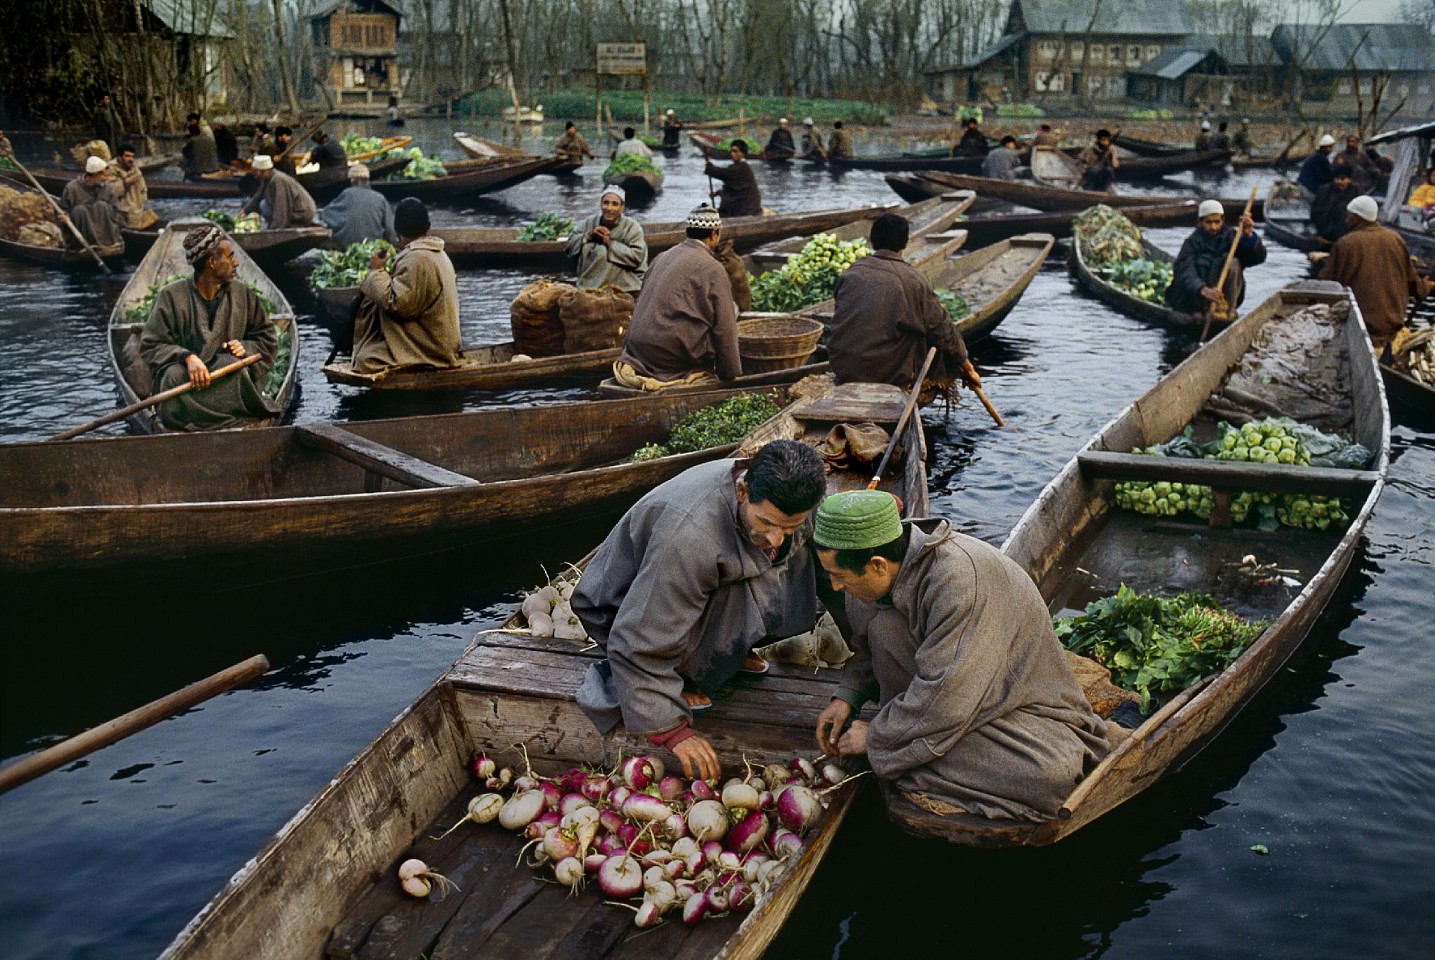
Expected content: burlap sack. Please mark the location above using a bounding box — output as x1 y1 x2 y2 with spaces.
1063 650 1139 718
558 285 634 353
510 280 574 357
716 238 751 312
17 221 63 248
819 422 893 470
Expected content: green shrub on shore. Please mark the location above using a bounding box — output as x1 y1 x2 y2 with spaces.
455 89 888 125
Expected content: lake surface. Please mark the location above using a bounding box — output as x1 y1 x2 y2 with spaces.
0 118 1431 959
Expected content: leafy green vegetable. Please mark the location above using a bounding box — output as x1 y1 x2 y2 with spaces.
339 134 410 163
263 323 292 398
310 239 396 290
936 288 971 322
749 234 870 312
515 212 574 242
627 393 783 461
202 209 261 234
124 273 189 324
1105 257 1172 303
1250 844 1270 855
398 148 447 180
1074 205 1144 268
1054 585 1268 710
603 153 663 179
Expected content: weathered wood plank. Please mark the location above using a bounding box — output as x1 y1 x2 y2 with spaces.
468 884 611 959
545 898 634 960
297 423 481 489
793 398 908 422
427 836 548 960
1076 450 1379 496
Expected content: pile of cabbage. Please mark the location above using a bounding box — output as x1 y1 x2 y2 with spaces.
1104 257 1172 303
201 209 261 233
1074 204 1143 268
749 234 870 312
309 238 394 289
515 212 574 242
603 153 663 180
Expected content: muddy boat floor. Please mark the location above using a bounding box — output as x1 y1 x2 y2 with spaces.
326 628 857 959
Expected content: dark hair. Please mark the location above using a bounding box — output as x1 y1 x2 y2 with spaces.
624 127 636 139
833 121 844 129
1218 121 1228 131
745 439 826 515
869 212 909 252
275 125 292 137
186 112 200 123
1334 168 1353 179
827 527 910 573
1000 135 1016 145
565 121 575 130
1095 128 1112 139
394 197 430 238
314 131 329 142
1040 122 1052 129
255 122 270 133
730 138 749 156
118 143 136 156
685 226 717 240
965 117 978 126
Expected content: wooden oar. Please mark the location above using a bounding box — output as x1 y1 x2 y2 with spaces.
968 367 1006 427
1201 186 1259 342
869 347 936 490
51 352 262 441
0 147 111 273
0 655 270 796
275 116 327 167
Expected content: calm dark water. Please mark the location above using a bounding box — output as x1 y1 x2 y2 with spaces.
0 119 1431 959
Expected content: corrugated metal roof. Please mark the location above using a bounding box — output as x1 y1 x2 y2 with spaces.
1271 23 1433 72
1128 47 1214 80
308 1 406 22
1187 33 1278 67
1014 0 1192 36
142 0 233 38
965 33 1022 68
1367 120 1435 145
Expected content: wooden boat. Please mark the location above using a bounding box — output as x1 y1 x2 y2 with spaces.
453 132 583 173
911 170 1267 219
106 217 300 434
956 201 1212 247
372 155 567 201
603 167 664 205
1380 356 1435 422
122 223 332 263
1030 147 1083 188
825 153 984 174
0 234 124 268
1365 120 1435 261
155 380 924 960
883 281 1389 844
0 387 786 575
322 342 623 391
1067 228 1210 333
596 353 833 399
1115 149 1234 180
689 131 794 163
1113 134 1273 168
1262 179 1322 253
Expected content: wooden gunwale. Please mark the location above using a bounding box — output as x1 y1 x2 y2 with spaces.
1067 230 1211 333
104 217 300 434
688 131 795 164
371 156 565 201
880 282 1389 846
912 170 1267 219
321 342 621 391
603 168 664 204
0 236 124 267
157 381 925 960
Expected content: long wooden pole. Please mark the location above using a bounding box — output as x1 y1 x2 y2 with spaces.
0 655 270 796
1202 186 1259 342
970 377 1006 427
51 352 261 441
869 347 936 490
0 148 111 272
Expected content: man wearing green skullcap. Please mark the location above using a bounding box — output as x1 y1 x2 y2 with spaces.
811 491 1108 820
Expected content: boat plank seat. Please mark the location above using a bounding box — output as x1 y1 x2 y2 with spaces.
794 397 909 423
297 423 481 490
1076 450 1380 497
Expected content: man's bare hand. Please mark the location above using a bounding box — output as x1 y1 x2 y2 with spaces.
184 354 211 389
672 733 721 781
1199 285 1222 302
960 358 982 389
836 719 869 757
222 339 246 358
592 225 611 246
369 248 390 272
815 699 853 755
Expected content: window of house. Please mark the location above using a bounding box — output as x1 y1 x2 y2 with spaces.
1107 76 1125 97
1109 44 1122 61
1418 78 1431 94
1337 79 1352 94
1127 45 1141 65
1071 41 1084 58
1039 40 1059 59
1089 45 1104 63
1146 44 1160 59
1358 77 1372 93
1089 75 1104 94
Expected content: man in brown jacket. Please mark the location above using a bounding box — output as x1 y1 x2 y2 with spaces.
352 198 462 374
614 204 741 388
1319 195 1431 349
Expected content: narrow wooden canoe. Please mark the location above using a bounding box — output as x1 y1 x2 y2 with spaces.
124 223 332 264
453 131 584 172
1380 359 1435 422
883 282 1389 845
106 217 301 434
0 235 125 268
603 168 664 204
5 155 412 201
954 201 1211 247
372 155 568 201
596 355 833 399
322 341 621 391
912 170 1267 219
1030 146 1083 188
155 380 925 960
689 130 795 163
1068 228 1217 333
1118 149 1234 179
1262 179 1322 253
824 152 985 173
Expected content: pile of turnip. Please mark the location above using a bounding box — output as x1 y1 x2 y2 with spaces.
517 572 588 642
408 749 857 928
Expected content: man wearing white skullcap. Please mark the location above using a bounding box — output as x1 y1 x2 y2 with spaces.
613 204 740 388
1195 120 1212 152
58 154 123 247
1166 198 1266 318
241 154 318 229
661 109 683 149
766 117 795 157
800 117 826 161
319 161 396 246
1298 134 1338 193
1319 194 1433 348
566 184 648 293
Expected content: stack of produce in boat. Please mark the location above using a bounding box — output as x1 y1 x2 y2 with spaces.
0 185 59 246
340 134 412 162
201 209 261 233
310 238 394 289
936 288 971 322
603 153 661 181
1389 326 1435 385
515 212 574 241
629 392 784 462
749 234 870 312
1073 205 1171 303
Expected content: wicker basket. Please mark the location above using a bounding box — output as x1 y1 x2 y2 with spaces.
738 315 824 373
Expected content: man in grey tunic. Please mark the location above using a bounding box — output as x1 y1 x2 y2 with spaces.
59 156 123 247
828 213 979 391
573 440 829 779
565 185 647 293
614 204 740 388
241 154 317 229
981 135 1021 180
319 163 396 246
812 491 1109 821
139 223 279 430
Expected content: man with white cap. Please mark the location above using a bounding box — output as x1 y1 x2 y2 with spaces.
1319 195 1432 349
1233 118 1256 157
58 155 123 247
1165 199 1266 317
1195 119 1212 152
800 117 826 161
319 163 395 247
766 117 796 158
565 184 647 293
139 222 279 430
613 203 740 389
661 109 683 150
811 489 1109 821
1298 134 1337 194
240 154 317 229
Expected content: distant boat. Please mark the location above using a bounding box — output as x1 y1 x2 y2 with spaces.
501 105 545 124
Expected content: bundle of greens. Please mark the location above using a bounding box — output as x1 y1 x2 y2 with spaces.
398 148 446 180
936 288 971 322
602 153 663 180
1054 585 1268 710
1105 258 1172 303
124 273 188 324
263 324 292 398
749 234 870 312
310 239 395 289
340 134 409 162
202 209 261 234
1073 205 1144 268
628 393 782 461
515 213 574 242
